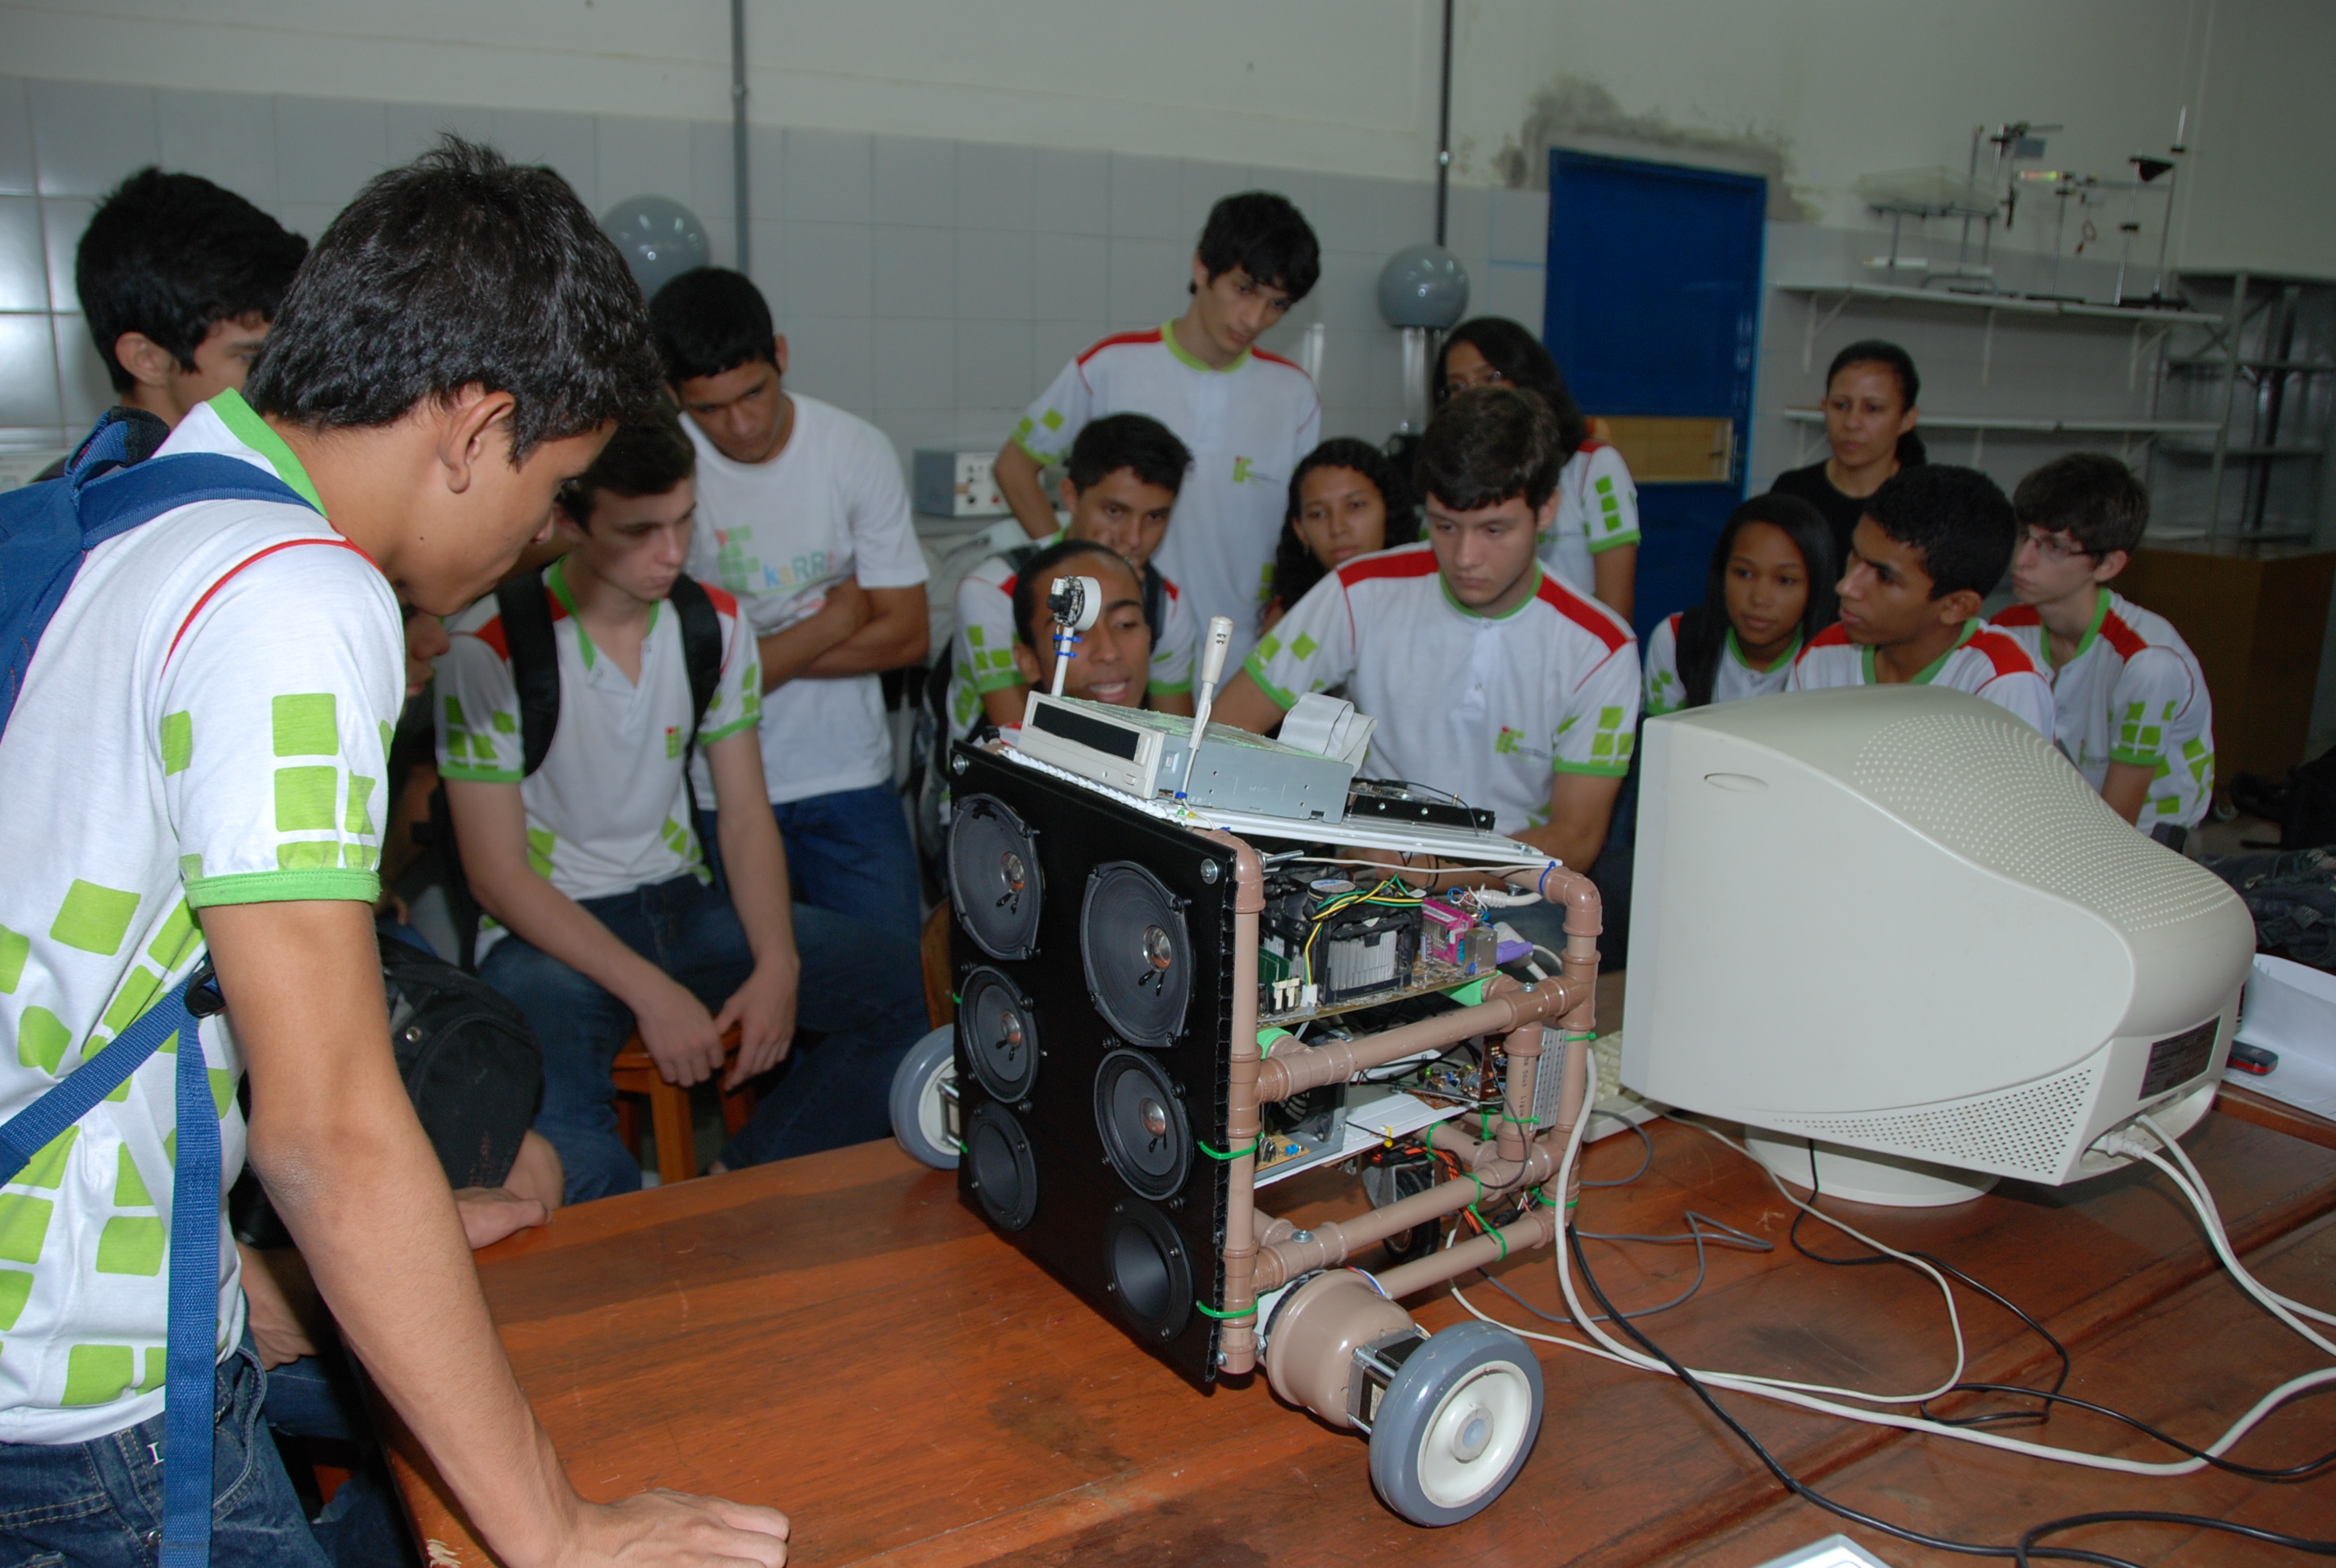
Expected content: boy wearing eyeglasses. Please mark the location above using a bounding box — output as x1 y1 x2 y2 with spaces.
1989 454 2213 844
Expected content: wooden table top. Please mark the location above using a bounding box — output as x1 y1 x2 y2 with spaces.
384 1092 2336 1567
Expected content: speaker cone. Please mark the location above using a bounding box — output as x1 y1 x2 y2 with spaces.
949 794 1041 961
1080 862 1191 1047
965 1100 1038 1231
1093 1048 1192 1200
1104 1199 1192 1341
958 966 1040 1103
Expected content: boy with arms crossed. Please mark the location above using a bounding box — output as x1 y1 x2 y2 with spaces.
437 408 924 1203
1990 454 2213 843
0 142 787 1562
1789 465 2054 739
949 414 1197 740
1213 386 1641 878
995 193 1321 671
651 269 929 942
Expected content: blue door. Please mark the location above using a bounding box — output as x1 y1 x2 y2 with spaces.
1544 151 1766 643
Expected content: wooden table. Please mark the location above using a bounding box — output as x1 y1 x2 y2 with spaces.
385 1093 2336 1567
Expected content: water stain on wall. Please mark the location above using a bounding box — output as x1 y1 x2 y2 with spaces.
1491 75 1818 222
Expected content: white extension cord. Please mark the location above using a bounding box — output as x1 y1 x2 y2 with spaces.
1450 1051 2336 1478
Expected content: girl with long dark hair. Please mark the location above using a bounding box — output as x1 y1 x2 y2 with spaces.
1645 494 1838 715
1260 437 1420 632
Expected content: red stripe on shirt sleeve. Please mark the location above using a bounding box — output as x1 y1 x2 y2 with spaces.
1967 629 2042 678
2099 611 2148 661
1077 329 1165 366
1533 573 1630 653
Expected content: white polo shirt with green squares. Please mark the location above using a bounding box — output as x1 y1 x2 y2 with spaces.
1539 441 1641 598
1244 543 1641 836
0 390 402 1442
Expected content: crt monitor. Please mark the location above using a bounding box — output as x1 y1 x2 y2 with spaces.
1621 686 2255 1207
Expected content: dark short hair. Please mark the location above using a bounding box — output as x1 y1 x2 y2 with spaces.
558 398 695 526
1863 464 2017 600
1828 339 1927 467
1066 413 1192 496
1267 437 1420 621
1675 494 1837 709
1012 537 1135 647
2013 452 2150 558
1413 386 1563 514
1435 317 1589 460
246 138 657 463
75 168 309 394
649 267 778 385
1195 192 1320 302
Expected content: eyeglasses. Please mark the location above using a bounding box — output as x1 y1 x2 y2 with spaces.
2020 528 2094 563
1437 365 1509 403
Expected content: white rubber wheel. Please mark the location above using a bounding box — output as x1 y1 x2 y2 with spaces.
1368 1321 1544 1526
890 1025 959 1169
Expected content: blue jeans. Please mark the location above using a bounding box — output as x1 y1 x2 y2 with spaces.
765 783 923 942
481 872 926 1203
0 1338 327 1566
263 1352 408 1568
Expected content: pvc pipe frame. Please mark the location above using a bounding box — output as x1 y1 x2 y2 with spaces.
1211 847 1602 1374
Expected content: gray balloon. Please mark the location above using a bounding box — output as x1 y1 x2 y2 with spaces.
1377 244 1471 330
603 196 711 301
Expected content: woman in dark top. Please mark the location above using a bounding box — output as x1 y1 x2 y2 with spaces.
1769 338 1925 568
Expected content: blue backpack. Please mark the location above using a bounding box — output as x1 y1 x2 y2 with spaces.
0 407 313 1567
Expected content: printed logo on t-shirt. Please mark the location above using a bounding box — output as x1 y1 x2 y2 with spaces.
1495 725 1525 756
711 526 833 598
1233 457 1254 484
664 725 682 760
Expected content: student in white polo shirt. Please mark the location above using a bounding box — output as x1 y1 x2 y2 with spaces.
1788 464 2054 737
993 192 1321 672
949 413 1196 741
1991 453 2213 844
1214 386 1641 878
1643 493 1837 716
436 407 925 1203
649 268 929 942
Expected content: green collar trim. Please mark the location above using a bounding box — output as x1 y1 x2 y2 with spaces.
208 390 324 514
545 557 596 669
1728 624 1802 673
1161 319 1249 374
2053 587 2112 669
1440 564 1542 622
1867 618 1979 686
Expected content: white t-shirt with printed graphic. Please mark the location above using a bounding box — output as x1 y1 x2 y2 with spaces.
681 395 927 805
0 392 402 1443
944 534 1197 742
434 564 761 949
1538 442 1640 599
1643 611 1800 717
1787 619 2057 740
1014 324 1319 674
1989 590 2214 829
1244 544 1641 836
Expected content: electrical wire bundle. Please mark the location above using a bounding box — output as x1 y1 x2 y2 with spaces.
1297 874 1424 991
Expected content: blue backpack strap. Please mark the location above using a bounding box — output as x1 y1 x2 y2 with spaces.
0 970 219 1565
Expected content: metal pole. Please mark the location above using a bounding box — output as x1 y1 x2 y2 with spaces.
731 0 750 273
1433 0 1454 247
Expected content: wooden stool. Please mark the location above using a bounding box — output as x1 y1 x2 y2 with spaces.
609 1028 754 1187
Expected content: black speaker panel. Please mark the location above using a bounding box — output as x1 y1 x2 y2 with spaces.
958 965 1041 1103
948 743 1236 1387
948 793 1043 960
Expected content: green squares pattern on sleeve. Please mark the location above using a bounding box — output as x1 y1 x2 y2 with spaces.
491 711 515 734
274 766 338 832
160 711 192 775
344 775 377 836
0 1268 30 1330
113 1146 152 1207
271 692 339 757
0 1195 54 1265
94 1216 164 1275
16 1007 70 1074
51 881 140 957
61 1344 135 1406
11 1128 77 1190
0 924 25 992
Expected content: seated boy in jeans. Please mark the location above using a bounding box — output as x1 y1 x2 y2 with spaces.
436 404 924 1203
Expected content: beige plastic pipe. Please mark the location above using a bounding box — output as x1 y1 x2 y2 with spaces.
1254 978 1577 1103
1372 1201 1562 1299
1254 1141 1558 1288
1199 829 1266 1375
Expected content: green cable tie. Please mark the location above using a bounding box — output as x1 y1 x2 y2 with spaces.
1467 1204 1509 1261
1198 1137 1262 1161
1193 1299 1258 1320
1500 1113 1540 1126
1257 1027 1295 1057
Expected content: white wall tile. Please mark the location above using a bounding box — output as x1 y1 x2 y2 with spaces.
871 225 953 322
1030 233 1106 323
1108 236 1186 326
40 197 91 314
595 115 690 209
873 135 952 227
0 196 46 312
956 140 1032 231
158 90 277 206
745 125 783 227
782 315 870 410
1478 264 1546 335
781 223 872 319
953 228 1031 322
494 110 599 211
387 102 494 169
0 312 59 427
1488 190 1549 266
871 318 953 411
701 215 737 272
273 96 387 209
1030 319 1106 384
1179 161 1255 243
689 119 734 222
273 204 344 246
0 79 33 196
28 81 157 197
1032 147 1107 237
954 319 1029 407
784 129 870 225
745 219 784 303
52 312 113 424
1108 153 1182 242
1443 186 1492 265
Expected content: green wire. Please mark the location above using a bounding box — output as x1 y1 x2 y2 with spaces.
1194 1299 1258 1320
1197 1136 1262 1160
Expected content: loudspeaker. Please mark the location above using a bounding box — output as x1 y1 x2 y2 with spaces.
947 743 1237 1385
